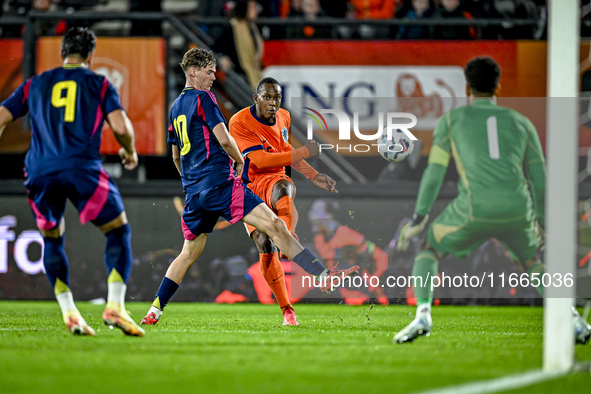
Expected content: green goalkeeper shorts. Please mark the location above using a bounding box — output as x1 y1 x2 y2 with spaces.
426 200 539 264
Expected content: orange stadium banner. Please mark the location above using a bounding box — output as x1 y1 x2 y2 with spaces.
0 39 26 153
36 37 166 156
262 40 591 155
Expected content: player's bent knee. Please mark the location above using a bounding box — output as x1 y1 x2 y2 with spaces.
251 230 276 253
99 212 128 234
271 180 295 204
180 234 207 261
40 218 65 238
105 222 131 238
271 215 289 235
257 215 288 239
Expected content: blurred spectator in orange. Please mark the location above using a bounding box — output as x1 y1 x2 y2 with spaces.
348 0 401 38
279 0 302 17
431 0 477 39
349 0 396 19
308 199 389 305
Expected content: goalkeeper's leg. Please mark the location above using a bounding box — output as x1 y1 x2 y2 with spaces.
394 247 438 344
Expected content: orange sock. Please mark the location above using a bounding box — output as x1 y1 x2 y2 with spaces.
260 252 291 311
276 195 298 234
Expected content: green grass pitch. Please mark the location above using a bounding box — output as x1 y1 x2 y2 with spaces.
0 301 590 393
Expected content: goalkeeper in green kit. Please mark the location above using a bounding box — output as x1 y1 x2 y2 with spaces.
394 56 591 344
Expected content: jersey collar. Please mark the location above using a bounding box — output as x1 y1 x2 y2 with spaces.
470 98 496 106
250 105 276 126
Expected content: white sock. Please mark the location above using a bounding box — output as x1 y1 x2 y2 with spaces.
56 291 78 316
416 304 431 318
318 269 329 279
148 305 163 318
107 282 127 309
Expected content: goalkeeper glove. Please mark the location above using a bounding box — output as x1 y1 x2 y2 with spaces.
397 213 429 252
534 221 545 252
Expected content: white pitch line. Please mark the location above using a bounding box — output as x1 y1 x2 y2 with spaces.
414 369 565 394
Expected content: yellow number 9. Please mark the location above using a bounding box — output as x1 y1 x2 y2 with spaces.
173 115 190 156
51 81 77 122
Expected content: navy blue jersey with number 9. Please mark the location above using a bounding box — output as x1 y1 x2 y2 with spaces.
1 64 123 179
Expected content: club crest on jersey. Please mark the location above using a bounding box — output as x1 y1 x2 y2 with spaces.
281 127 289 143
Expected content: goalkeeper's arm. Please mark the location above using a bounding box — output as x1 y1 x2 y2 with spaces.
414 149 448 217
397 145 449 251
523 119 546 227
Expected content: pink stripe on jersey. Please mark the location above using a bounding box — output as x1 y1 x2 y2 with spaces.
227 159 236 181
204 90 218 104
228 178 245 224
91 78 110 139
23 78 32 103
196 96 211 159
79 168 110 224
27 198 57 230
181 216 197 240
203 125 211 160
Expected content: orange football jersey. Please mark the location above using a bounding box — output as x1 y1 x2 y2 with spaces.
229 106 315 183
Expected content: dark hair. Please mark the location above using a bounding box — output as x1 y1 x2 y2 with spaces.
256 77 280 93
180 48 216 73
231 0 249 19
61 27 96 59
464 56 501 95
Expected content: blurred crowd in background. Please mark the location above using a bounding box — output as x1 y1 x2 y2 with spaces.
0 0 559 40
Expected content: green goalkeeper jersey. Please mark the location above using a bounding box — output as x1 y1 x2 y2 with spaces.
415 99 546 225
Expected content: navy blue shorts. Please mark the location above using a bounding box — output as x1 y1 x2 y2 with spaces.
25 167 125 230
181 178 263 240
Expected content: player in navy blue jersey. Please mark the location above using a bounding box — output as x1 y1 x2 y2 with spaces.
0 27 144 337
141 48 355 326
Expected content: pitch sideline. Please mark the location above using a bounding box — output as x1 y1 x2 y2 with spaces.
414 368 568 394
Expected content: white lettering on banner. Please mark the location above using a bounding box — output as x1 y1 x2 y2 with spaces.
0 216 16 273
306 111 418 141
263 65 468 129
0 215 45 275
14 231 44 275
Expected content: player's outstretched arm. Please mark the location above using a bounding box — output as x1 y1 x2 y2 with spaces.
304 140 320 158
212 122 245 178
106 109 138 170
312 173 338 193
0 106 14 140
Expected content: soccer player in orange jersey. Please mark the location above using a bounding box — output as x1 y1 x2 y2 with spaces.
229 77 355 324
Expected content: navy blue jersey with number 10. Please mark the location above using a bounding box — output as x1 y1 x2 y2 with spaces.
1 64 123 179
167 87 235 194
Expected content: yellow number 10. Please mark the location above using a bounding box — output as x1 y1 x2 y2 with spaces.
173 115 191 156
51 81 77 122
